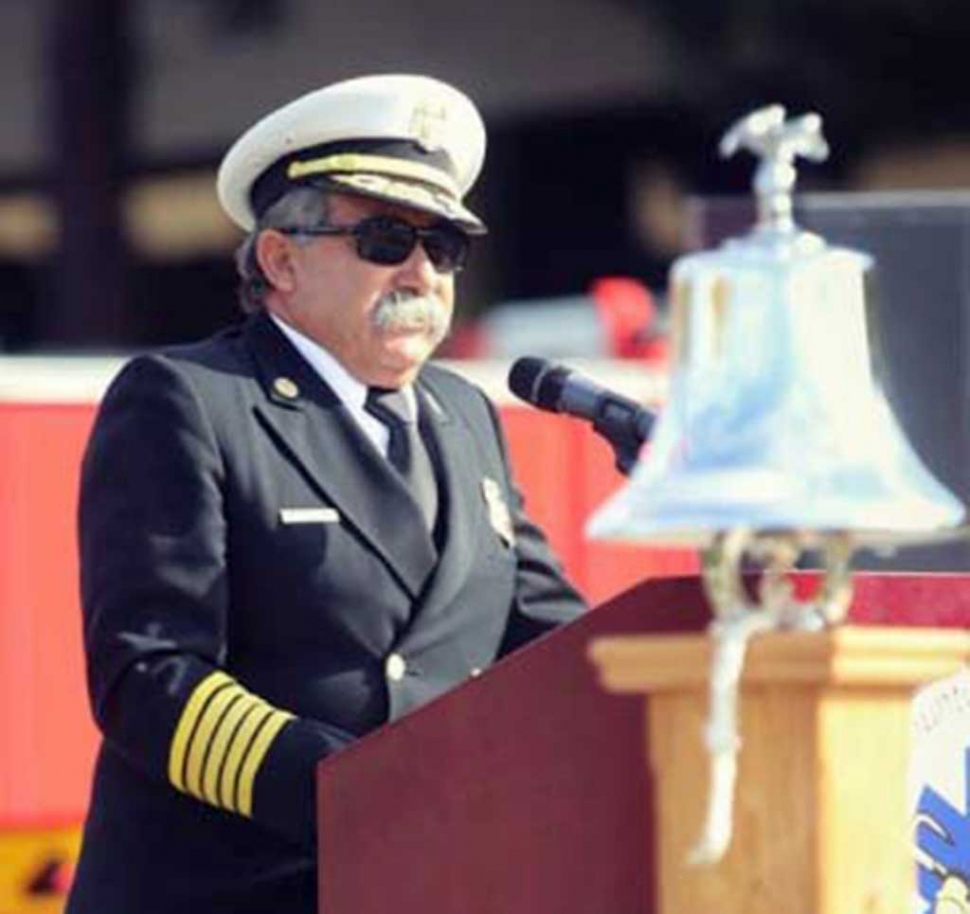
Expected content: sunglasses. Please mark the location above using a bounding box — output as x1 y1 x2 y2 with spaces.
278 215 471 274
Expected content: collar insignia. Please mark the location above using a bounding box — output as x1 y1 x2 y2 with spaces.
273 376 300 400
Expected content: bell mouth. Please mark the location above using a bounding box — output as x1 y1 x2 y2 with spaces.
586 526 968 552
586 462 966 551
586 515 968 552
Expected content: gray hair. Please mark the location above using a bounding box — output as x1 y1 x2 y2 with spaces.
234 187 331 313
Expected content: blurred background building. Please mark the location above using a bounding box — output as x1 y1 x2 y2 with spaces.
0 0 967 352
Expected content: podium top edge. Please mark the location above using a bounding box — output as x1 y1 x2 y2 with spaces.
587 625 970 692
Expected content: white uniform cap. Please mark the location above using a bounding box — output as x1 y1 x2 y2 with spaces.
216 74 487 233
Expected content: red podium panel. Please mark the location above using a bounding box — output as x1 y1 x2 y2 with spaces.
316 572 970 914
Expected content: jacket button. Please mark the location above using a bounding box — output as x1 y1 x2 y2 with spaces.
273 376 300 399
385 653 407 682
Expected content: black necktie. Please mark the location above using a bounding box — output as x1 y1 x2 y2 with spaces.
364 387 439 531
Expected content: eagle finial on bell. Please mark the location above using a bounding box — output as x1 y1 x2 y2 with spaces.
719 104 828 232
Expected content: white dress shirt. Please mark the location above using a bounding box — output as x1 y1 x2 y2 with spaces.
270 314 418 459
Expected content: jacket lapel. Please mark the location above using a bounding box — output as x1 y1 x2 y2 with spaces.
244 314 437 599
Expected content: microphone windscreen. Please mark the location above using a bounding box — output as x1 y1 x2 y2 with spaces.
507 357 548 403
508 357 573 412
534 365 570 411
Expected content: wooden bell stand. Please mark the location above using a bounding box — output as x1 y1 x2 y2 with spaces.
589 625 970 914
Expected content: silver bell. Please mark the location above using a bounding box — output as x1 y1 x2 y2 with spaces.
588 105 964 554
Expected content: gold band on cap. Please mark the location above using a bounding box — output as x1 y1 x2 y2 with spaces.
287 153 459 198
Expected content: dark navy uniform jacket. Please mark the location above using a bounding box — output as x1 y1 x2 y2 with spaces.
67 312 585 914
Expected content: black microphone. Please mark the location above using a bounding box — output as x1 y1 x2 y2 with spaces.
507 357 654 475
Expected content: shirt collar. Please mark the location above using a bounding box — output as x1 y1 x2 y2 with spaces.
269 313 417 418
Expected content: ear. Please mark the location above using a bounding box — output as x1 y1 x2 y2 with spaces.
255 230 298 294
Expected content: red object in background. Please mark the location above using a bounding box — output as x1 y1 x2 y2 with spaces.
589 276 668 362
442 276 669 362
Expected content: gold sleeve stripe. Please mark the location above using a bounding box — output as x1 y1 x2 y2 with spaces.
168 671 233 791
236 709 293 817
185 687 244 799
201 695 253 806
219 705 269 812
286 153 459 198
220 706 275 812
168 671 294 818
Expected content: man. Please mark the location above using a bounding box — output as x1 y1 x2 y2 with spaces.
67 74 585 914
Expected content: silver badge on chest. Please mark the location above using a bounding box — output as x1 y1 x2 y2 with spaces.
481 477 515 548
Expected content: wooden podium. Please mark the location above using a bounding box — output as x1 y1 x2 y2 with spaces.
316 573 970 914
591 625 970 913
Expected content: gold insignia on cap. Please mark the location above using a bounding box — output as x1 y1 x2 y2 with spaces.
482 477 515 547
287 153 459 197
409 99 449 153
330 173 459 216
338 175 452 206
273 377 299 399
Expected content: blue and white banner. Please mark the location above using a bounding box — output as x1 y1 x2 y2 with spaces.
912 668 970 913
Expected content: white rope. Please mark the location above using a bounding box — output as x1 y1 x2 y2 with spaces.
688 609 777 864
689 533 854 865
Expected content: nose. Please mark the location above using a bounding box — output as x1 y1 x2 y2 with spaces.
396 240 440 292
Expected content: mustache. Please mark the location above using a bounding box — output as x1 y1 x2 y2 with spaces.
372 290 450 338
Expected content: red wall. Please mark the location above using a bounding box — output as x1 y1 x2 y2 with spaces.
0 405 99 826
